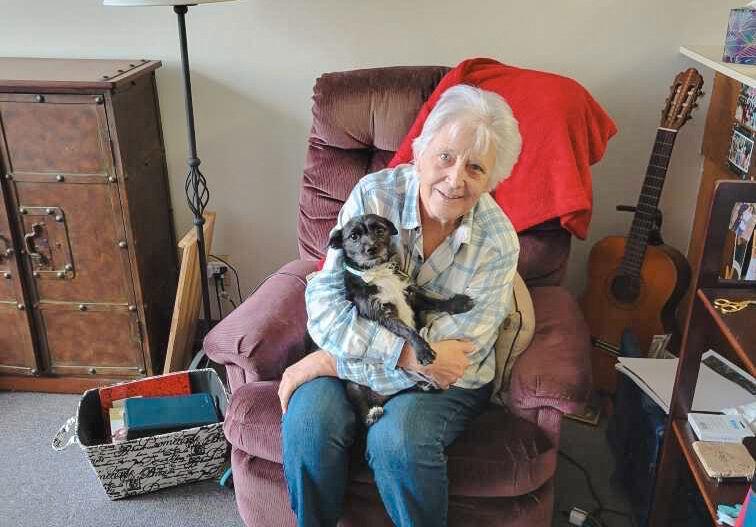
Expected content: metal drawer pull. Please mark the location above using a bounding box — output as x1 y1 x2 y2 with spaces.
24 223 49 266
0 234 11 262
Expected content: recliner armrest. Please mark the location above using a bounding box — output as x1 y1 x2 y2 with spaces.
203 259 318 382
509 286 592 416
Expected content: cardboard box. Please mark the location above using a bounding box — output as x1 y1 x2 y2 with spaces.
724 8 756 65
53 369 229 499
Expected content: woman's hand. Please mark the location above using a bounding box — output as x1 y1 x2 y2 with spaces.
278 350 337 413
398 339 474 389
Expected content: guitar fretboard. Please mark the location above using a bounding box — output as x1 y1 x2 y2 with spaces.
619 128 678 277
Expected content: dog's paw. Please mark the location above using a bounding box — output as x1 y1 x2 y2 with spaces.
365 406 384 426
448 294 475 314
415 342 436 366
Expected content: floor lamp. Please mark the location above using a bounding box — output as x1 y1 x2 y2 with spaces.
104 0 234 332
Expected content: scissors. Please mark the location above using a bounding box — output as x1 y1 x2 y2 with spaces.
713 298 756 314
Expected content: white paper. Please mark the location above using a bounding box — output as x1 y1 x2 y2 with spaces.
616 350 756 414
688 412 753 442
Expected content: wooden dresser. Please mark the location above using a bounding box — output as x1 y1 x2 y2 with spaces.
0 58 178 393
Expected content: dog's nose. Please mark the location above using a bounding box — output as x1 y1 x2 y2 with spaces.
366 247 378 257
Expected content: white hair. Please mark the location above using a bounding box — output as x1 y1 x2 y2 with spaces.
412 85 522 191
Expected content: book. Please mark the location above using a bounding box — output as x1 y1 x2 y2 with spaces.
123 393 219 440
108 405 126 443
565 391 602 426
692 441 755 482
98 371 191 440
688 412 754 443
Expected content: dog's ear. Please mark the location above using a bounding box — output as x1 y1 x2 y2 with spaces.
384 219 398 235
328 228 343 249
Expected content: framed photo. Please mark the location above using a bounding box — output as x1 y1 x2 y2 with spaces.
727 123 755 178
719 201 756 280
735 84 756 131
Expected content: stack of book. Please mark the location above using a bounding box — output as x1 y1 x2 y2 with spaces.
99 372 220 443
110 393 219 442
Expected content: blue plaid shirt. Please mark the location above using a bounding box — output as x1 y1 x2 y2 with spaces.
305 164 520 395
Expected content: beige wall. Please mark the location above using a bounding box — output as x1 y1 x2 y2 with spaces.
0 1 742 297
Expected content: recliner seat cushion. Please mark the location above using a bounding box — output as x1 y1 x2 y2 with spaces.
225 382 555 498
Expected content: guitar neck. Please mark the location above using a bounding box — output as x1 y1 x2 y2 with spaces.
619 128 678 276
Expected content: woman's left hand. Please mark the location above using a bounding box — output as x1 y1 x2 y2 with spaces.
278 350 337 413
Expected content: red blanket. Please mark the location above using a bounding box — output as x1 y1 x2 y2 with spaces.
388 58 617 239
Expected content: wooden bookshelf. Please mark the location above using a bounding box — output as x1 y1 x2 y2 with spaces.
672 419 751 520
698 288 756 370
649 181 756 526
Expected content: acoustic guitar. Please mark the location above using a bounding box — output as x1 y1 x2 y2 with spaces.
580 68 704 393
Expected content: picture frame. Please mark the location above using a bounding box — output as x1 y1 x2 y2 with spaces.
735 83 756 131
727 123 755 179
719 201 756 280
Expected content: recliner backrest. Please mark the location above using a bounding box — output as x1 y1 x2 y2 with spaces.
297 66 571 286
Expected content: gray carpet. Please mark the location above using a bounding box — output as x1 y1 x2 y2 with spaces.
0 391 632 527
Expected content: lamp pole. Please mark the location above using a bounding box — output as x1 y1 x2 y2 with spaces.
174 4 213 329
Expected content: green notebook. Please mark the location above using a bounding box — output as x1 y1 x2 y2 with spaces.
123 393 219 440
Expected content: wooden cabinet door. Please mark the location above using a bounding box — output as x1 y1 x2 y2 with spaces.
0 93 145 377
0 180 38 375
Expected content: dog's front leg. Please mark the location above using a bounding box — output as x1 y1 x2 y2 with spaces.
374 304 436 366
408 287 475 315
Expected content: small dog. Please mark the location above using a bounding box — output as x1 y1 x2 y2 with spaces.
305 214 474 426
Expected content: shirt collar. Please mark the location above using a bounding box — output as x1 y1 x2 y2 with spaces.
400 166 421 231
451 204 475 250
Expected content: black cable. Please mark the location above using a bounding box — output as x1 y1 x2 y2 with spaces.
559 450 603 510
213 273 224 319
218 276 238 309
210 254 243 304
558 450 636 527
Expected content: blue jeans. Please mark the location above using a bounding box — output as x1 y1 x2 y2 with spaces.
282 377 492 527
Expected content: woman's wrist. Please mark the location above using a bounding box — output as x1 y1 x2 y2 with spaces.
397 342 421 371
313 349 338 376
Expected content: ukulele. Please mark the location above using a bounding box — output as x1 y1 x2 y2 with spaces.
580 68 704 394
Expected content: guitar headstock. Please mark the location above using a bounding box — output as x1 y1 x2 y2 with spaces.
660 68 704 130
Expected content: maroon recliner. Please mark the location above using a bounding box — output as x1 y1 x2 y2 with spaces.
204 66 592 527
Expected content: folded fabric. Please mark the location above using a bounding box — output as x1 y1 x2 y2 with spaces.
388 57 618 239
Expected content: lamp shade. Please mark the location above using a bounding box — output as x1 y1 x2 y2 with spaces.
103 0 233 6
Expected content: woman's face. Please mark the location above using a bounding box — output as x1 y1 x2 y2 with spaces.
415 123 496 226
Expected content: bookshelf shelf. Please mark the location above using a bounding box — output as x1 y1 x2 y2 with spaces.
650 181 756 526
672 419 751 520
698 288 756 373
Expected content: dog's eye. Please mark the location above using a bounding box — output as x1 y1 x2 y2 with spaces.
349 233 360 241
375 227 385 236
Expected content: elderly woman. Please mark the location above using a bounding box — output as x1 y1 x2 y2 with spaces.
278 84 522 527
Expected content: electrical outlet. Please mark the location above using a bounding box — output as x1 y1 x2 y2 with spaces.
207 260 227 279
211 255 232 287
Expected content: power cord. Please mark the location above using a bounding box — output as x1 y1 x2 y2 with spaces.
218 275 238 309
558 450 636 527
210 254 243 304
213 273 224 318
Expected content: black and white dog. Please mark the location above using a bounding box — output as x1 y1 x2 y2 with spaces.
306 214 474 426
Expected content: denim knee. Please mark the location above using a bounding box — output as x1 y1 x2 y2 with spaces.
282 377 357 455
365 407 444 471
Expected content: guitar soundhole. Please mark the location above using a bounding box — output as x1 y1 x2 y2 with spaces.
610 274 641 304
